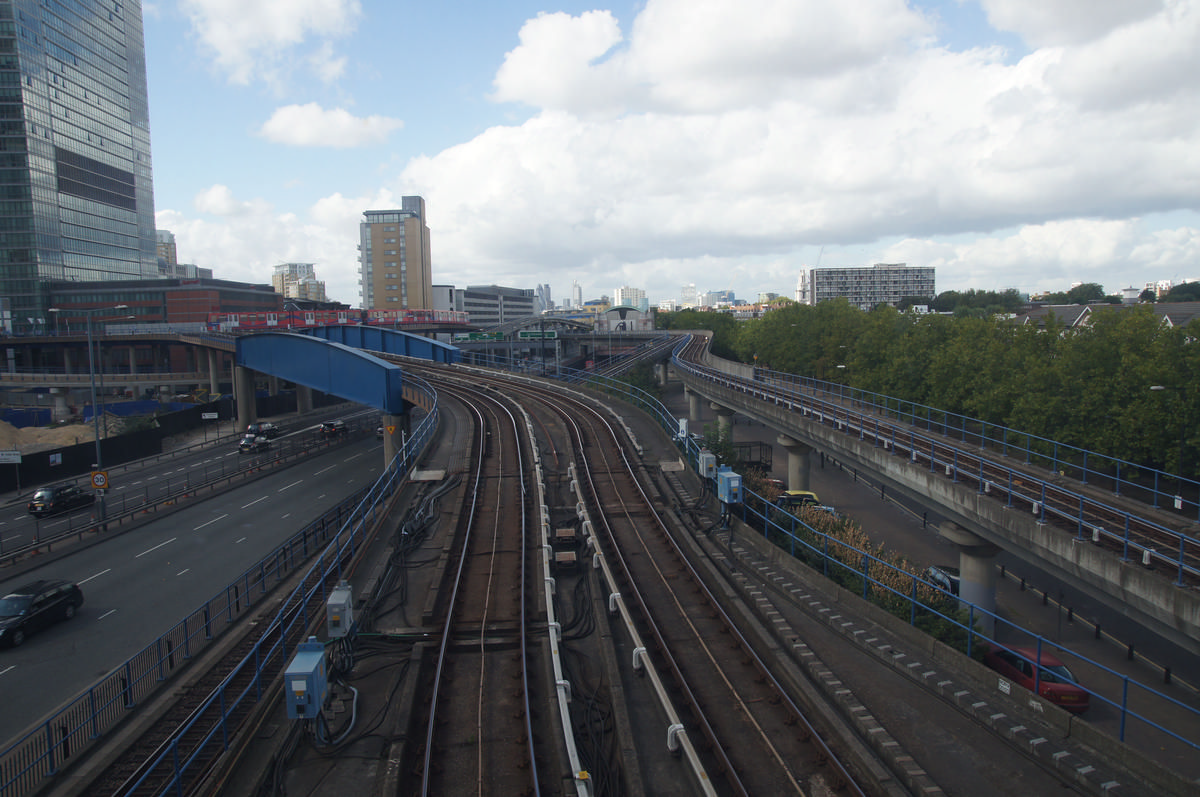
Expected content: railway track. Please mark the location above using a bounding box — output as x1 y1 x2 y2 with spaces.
417 365 871 795
409 382 540 796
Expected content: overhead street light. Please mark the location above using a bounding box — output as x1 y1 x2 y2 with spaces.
48 304 129 528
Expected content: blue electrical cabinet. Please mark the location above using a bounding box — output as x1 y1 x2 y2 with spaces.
717 467 742 504
284 636 328 720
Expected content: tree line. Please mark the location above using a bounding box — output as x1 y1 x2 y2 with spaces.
659 301 1200 477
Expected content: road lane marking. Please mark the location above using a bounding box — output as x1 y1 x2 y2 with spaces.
280 513 291 520
241 497 268 509
313 465 337 476
194 514 229 531
342 452 363 462
79 569 111 585
98 609 116 620
236 536 247 544
135 538 176 558
177 568 189 576
278 480 302 492
0 665 15 676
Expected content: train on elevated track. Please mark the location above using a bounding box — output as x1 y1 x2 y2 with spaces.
206 307 468 332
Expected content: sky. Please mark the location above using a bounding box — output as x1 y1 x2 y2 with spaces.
143 0 1200 308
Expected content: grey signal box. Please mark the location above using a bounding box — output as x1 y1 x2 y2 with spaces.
326 581 353 638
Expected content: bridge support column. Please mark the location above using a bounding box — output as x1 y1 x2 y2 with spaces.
656 361 669 387
207 349 220 396
939 522 1001 636
381 412 407 468
710 402 735 442
296 385 313 415
234 366 258 431
63 348 74 375
777 435 813 492
127 346 137 375
268 375 280 396
686 387 703 424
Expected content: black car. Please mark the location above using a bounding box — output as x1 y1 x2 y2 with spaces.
319 420 346 437
927 565 961 596
238 434 270 453
246 422 281 438
0 580 84 647
28 484 95 518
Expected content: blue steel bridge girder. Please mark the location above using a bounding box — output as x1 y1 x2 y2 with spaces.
235 333 407 415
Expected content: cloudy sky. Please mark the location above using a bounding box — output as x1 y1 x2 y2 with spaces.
144 0 1200 307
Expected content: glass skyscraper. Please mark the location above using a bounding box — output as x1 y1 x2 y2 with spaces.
1 0 158 332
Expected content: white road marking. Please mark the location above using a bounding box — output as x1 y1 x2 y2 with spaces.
194 514 229 531
79 569 111 585
135 538 176 558
313 465 337 476
241 497 268 509
236 536 247 544
278 480 302 492
280 513 291 520
98 609 117 620
342 452 363 462
0 665 15 676
177 568 189 576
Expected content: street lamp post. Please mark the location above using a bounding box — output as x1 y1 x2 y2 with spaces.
1151 384 1188 480
50 304 128 527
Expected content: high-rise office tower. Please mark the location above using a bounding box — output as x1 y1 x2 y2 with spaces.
359 197 432 310
571 280 582 310
0 0 158 331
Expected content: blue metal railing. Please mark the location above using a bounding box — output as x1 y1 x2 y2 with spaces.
0 376 438 797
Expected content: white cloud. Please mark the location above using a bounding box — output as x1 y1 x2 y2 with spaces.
163 0 1200 305
257 103 403 148
180 0 361 87
976 0 1164 47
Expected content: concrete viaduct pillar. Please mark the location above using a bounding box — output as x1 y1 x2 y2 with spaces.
656 361 669 387
234 365 258 431
686 387 703 424
268 375 280 396
296 385 313 415
381 412 408 467
207 349 220 396
939 521 1002 637
777 434 813 492
710 402 735 441
127 346 137 375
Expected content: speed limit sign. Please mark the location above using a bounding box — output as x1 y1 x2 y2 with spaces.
91 471 109 489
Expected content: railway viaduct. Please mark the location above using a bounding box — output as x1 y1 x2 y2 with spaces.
669 343 1200 656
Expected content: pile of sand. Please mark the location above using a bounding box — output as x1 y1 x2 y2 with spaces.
0 417 125 454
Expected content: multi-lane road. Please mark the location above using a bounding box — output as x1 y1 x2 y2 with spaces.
0 420 384 745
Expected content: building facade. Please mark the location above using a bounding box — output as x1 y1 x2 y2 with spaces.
800 263 935 309
1 0 159 332
272 262 327 302
613 286 648 313
359 198 432 310
453 285 536 327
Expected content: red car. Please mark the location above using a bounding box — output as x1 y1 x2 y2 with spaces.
983 645 1090 713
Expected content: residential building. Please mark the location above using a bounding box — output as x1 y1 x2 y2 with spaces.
799 263 935 309
1 0 159 333
359 198 432 310
273 263 327 302
613 286 648 313
157 231 178 269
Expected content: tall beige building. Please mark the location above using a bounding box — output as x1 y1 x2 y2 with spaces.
359 197 433 310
